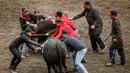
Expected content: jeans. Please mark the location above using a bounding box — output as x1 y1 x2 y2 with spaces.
72 48 88 73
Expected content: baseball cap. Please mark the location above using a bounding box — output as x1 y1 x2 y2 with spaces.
54 10 62 17
34 10 40 16
22 8 28 12
82 1 91 7
108 10 118 15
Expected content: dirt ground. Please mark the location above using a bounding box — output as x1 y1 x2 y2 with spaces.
0 0 130 73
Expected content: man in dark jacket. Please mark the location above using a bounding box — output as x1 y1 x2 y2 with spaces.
70 1 106 53
19 8 34 31
9 28 40 73
61 30 88 73
106 10 125 66
32 10 48 24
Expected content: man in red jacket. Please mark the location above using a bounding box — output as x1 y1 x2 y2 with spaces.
45 18 87 63
52 19 78 39
54 10 78 31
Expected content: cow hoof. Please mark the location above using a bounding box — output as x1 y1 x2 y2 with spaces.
65 69 69 73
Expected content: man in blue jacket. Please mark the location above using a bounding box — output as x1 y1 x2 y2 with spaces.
61 30 88 73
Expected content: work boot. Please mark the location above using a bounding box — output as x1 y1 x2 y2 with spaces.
100 46 107 54
106 63 114 67
81 58 87 63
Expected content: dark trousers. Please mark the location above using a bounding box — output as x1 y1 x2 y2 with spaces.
9 47 22 70
109 46 125 64
90 34 105 52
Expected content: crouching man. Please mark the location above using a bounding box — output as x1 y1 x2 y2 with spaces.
61 30 88 73
9 28 40 73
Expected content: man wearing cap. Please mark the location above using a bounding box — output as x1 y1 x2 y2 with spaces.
106 10 125 66
54 10 78 31
19 8 34 31
61 30 88 73
32 10 50 24
70 1 106 53
9 28 40 73
51 19 78 39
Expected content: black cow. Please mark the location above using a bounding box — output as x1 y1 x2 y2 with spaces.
42 37 69 73
36 19 56 34
35 19 56 43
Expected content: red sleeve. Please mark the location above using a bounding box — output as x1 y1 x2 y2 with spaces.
55 28 63 39
62 15 77 30
68 21 77 30
52 30 58 37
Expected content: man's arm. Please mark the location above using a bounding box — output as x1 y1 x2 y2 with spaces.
19 17 27 28
55 28 62 39
113 21 121 42
26 43 35 50
92 8 102 26
39 14 46 20
24 36 40 47
72 9 85 20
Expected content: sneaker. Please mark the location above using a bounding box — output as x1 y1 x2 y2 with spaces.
116 62 125 66
25 53 30 57
106 63 114 67
100 46 107 54
21 55 26 59
9 65 12 69
11 70 17 73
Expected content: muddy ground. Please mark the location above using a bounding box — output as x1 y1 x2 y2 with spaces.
0 0 130 73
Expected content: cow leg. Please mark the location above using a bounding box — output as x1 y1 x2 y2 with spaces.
62 58 69 73
47 62 51 73
59 63 65 73
52 64 59 73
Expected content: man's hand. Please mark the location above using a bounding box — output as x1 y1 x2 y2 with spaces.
69 17 74 21
45 33 50 36
26 21 30 25
113 39 118 43
34 47 41 53
91 24 95 29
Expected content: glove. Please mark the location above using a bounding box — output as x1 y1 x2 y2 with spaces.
91 24 95 29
